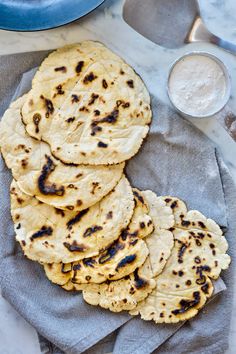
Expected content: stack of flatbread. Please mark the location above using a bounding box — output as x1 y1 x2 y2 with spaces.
0 41 230 324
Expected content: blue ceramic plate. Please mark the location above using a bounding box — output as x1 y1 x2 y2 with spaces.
0 0 105 31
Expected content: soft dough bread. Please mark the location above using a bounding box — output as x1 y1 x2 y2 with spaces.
130 197 231 323
44 189 154 286
82 190 175 312
11 175 134 263
21 41 152 165
0 95 124 211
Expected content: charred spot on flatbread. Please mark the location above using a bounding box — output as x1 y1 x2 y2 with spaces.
38 155 65 196
30 226 53 241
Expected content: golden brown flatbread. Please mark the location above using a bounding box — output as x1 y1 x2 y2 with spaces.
21 41 151 165
81 190 175 312
0 95 124 211
11 175 134 263
130 197 231 323
44 189 153 286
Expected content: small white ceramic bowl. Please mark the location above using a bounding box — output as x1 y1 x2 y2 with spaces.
167 51 231 119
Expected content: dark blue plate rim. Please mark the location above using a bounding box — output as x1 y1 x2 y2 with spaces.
0 0 105 32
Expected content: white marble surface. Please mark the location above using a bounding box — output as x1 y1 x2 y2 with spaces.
0 0 236 353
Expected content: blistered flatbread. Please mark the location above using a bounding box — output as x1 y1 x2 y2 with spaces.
0 95 124 211
130 198 231 323
82 190 174 312
11 175 134 263
162 196 223 235
44 189 153 286
21 41 151 165
82 268 156 312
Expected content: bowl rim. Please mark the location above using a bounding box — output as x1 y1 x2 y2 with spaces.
0 0 105 32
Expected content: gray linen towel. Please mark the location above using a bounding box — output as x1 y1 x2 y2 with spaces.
0 51 234 354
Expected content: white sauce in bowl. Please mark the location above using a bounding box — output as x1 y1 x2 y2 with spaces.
168 53 230 117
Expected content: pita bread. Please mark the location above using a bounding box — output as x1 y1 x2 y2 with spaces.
44 189 153 286
162 196 222 235
82 191 174 312
130 198 231 323
141 191 175 276
11 175 134 263
0 95 124 211
21 41 152 165
82 267 156 312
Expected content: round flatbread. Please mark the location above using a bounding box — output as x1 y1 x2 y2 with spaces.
44 189 154 286
82 267 156 313
130 198 231 323
11 175 134 263
141 191 175 276
81 190 174 312
0 95 124 211
21 41 152 165
162 196 223 234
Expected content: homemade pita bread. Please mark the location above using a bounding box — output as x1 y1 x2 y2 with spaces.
0 95 124 211
162 196 222 234
82 191 174 312
11 175 134 263
82 267 156 312
21 41 152 165
130 198 231 323
44 189 153 286
141 191 175 276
